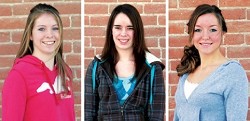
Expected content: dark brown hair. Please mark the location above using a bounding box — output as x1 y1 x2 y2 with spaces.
16 3 72 92
101 4 149 80
176 4 227 76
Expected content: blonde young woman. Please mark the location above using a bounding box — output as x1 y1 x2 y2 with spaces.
174 4 248 121
2 3 75 121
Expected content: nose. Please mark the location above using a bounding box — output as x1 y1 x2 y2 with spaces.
120 28 127 36
46 29 54 38
202 30 209 40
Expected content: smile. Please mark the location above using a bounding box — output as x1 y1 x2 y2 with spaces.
42 41 55 45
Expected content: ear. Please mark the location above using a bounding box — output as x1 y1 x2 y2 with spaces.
30 35 33 41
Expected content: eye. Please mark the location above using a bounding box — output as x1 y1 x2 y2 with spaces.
38 28 45 31
53 27 59 31
114 26 121 29
194 29 201 32
210 29 217 32
127 26 134 30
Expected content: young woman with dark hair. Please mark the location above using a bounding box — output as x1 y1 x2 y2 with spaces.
85 4 165 121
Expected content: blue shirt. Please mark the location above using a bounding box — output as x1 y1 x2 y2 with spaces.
174 60 248 121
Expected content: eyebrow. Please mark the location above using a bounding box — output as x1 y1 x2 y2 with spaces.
113 25 133 27
195 25 218 27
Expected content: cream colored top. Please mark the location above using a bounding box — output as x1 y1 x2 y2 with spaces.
184 79 199 99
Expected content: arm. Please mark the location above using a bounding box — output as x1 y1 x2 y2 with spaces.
84 60 99 121
225 65 248 121
2 69 27 121
148 64 165 121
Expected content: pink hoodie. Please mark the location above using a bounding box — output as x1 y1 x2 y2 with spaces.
2 55 75 121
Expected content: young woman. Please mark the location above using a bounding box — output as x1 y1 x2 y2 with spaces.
174 4 248 121
2 3 75 121
84 4 165 121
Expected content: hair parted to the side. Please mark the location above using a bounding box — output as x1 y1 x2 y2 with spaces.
176 4 227 76
16 3 72 92
101 4 149 80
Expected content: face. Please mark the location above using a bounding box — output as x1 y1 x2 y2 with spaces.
31 13 60 59
112 13 134 52
192 13 223 56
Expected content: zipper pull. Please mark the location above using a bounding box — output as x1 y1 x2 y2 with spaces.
121 106 124 116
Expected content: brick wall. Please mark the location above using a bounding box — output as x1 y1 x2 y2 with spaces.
84 0 166 119
0 0 81 120
169 0 250 120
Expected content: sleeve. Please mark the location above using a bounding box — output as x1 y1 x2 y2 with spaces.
84 60 99 121
224 65 248 121
173 109 179 121
148 64 165 121
2 69 27 121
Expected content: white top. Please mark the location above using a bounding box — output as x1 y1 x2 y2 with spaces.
184 79 199 99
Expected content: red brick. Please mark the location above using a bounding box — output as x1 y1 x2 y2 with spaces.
63 41 72 53
63 28 81 40
84 48 95 59
12 3 33 15
0 56 15 68
179 0 217 8
228 47 250 58
145 27 165 36
169 48 184 59
169 35 189 47
0 32 10 42
240 59 250 70
84 27 106 36
12 31 23 43
0 5 12 16
85 4 108 14
169 9 192 20
227 21 250 33
159 15 166 25
0 18 26 29
169 0 177 8
145 38 158 47
73 41 81 53
220 0 250 7
85 16 89 25
91 37 105 47
144 4 165 14
169 72 179 85
0 44 19 55
65 54 80 66
90 16 109 26
169 22 186 34
222 8 246 20
54 2 81 14
71 16 81 27
141 16 157 25
224 34 244 45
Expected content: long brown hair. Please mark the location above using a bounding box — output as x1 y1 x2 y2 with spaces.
176 4 227 76
16 3 72 92
101 4 149 80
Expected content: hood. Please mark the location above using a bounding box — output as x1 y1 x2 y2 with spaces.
14 55 45 67
94 51 165 70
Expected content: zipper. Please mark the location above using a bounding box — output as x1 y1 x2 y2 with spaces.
121 106 124 121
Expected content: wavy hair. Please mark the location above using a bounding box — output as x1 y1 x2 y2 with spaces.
176 4 227 76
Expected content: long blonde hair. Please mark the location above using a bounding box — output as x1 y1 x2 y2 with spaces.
16 3 72 92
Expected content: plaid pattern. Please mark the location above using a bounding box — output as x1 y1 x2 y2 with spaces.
85 58 165 121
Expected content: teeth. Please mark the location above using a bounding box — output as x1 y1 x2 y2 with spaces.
43 41 55 45
119 39 128 42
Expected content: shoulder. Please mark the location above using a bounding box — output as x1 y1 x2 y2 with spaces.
221 60 246 74
145 52 165 70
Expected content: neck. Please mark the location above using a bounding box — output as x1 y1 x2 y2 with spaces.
117 49 134 61
32 53 55 70
199 51 226 70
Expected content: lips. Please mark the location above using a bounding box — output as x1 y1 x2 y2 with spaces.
42 41 55 45
119 39 129 44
